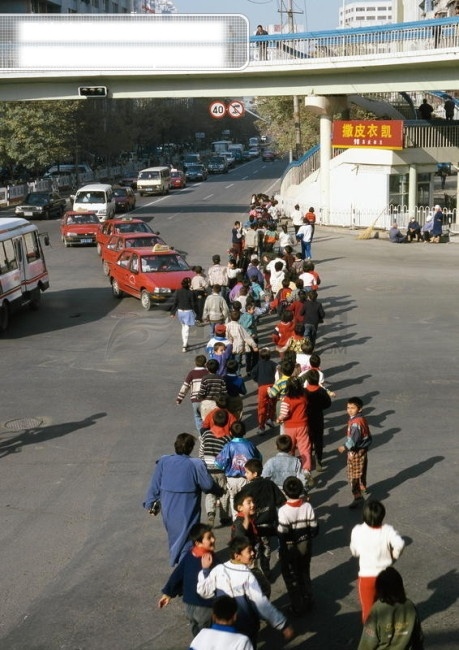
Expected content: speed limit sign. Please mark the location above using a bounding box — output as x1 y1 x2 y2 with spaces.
209 101 227 119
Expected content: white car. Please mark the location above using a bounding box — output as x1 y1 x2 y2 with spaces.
221 151 236 168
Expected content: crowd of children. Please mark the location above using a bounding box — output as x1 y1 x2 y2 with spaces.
146 196 423 649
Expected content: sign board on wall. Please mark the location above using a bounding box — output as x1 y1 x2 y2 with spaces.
332 120 404 150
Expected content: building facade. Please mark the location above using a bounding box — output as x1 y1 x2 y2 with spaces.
0 0 178 13
339 1 394 28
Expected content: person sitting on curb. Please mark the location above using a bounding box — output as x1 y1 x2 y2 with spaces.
389 223 407 243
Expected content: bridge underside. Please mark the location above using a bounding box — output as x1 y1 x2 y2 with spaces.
1 53 459 101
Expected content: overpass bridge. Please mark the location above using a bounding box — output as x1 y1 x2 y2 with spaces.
0 15 458 101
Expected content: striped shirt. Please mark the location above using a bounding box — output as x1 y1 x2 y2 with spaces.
199 431 233 470
277 499 319 545
197 374 228 402
176 367 208 404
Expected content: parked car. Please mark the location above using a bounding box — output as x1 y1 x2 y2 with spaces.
207 156 229 174
60 211 101 247
113 187 136 212
170 169 187 189
96 217 154 255
248 147 260 158
15 191 67 220
101 232 167 275
185 164 208 182
109 244 195 310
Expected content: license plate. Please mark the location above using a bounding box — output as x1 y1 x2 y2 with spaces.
81 238 93 244
24 211 33 216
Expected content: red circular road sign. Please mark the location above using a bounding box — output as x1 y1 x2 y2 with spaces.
228 100 245 119
209 101 227 119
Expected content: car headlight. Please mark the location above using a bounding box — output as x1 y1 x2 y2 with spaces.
36 206 43 211
67 231 79 237
153 288 172 294
15 206 22 213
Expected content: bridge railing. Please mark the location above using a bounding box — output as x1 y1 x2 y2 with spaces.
249 17 459 64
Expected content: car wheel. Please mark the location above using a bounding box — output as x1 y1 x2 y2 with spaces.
102 260 110 276
140 290 152 310
140 192 144 197
111 278 123 299
0 303 9 332
44 210 50 220
64 239 70 248
29 288 41 311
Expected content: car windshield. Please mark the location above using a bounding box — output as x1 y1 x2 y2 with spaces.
113 189 128 197
187 165 202 172
26 194 49 206
171 171 182 178
76 191 105 204
124 236 158 248
141 254 189 272
67 214 99 224
116 223 150 234
138 171 160 180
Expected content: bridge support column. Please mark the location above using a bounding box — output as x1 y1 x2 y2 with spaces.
409 165 417 218
305 95 348 225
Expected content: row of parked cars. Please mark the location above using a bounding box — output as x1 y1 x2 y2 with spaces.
14 183 136 222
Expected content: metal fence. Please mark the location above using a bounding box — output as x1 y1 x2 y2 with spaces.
329 205 457 230
249 17 459 65
0 164 137 206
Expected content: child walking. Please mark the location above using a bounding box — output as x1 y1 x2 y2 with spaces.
278 476 319 615
338 397 372 509
158 523 216 636
197 537 294 648
350 500 405 623
250 348 277 435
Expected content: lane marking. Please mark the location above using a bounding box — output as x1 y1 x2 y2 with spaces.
225 184 234 189
203 194 214 200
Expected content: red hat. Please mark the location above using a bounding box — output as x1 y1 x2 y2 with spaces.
215 324 226 335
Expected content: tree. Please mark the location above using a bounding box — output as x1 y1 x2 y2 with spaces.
0 101 79 174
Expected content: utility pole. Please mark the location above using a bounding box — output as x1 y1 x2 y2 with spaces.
283 0 303 159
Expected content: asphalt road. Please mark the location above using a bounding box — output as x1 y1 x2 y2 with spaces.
0 158 458 650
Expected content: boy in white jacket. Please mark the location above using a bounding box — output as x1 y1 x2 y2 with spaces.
350 500 405 623
197 537 294 648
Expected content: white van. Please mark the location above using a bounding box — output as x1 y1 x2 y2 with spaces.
0 217 49 332
137 166 171 196
72 183 115 222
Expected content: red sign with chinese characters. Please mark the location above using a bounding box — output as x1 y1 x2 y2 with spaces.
332 120 404 150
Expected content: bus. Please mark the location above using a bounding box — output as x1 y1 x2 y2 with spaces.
0 217 50 332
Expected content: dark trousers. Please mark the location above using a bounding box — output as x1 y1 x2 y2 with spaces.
279 540 313 613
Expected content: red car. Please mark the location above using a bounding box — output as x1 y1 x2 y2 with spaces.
96 217 154 255
113 187 136 213
170 169 187 189
109 244 195 310
60 211 101 247
101 232 167 276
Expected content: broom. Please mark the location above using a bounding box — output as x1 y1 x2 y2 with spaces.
357 208 387 240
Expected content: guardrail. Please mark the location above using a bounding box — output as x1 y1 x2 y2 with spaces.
249 17 459 64
0 164 138 207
